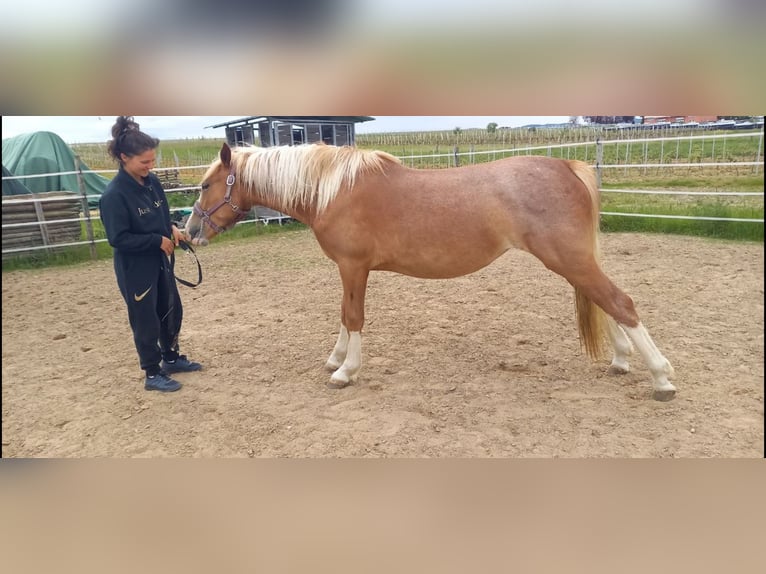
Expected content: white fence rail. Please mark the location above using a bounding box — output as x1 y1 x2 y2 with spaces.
395 131 762 162
3 133 763 258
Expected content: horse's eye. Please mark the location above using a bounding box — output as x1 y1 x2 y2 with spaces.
201 183 209 191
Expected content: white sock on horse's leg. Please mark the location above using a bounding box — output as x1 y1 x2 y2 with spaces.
606 316 633 374
325 325 349 371
620 322 676 399
329 331 362 387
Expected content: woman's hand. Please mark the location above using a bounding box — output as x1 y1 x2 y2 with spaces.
171 224 189 246
160 235 175 257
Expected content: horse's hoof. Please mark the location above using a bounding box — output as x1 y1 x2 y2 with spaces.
607 364 630 375
328 368 359 389
324 361 341 373
652 389 676 402
327 378 351 389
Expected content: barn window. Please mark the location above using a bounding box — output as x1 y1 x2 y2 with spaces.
321 125 335 144
306 124 322 143
291 125 305 145
335 124 350 146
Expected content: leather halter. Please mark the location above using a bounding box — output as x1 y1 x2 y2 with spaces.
192 165 249 234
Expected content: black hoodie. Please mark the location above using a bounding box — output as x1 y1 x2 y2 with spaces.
100 167 172 259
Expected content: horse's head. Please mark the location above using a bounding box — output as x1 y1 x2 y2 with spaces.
185 142 251 245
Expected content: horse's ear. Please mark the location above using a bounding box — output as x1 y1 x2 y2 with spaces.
220 142 231 168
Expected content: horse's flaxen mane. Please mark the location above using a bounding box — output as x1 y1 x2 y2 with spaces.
232 144 400 214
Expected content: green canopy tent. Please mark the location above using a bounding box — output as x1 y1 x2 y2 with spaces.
2 131 109 208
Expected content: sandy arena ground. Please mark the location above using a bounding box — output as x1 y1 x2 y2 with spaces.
2 229 763 457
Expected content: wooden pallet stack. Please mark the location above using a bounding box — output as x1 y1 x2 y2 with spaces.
2 192 83 258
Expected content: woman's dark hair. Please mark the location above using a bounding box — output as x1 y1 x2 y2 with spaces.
107 116 160 163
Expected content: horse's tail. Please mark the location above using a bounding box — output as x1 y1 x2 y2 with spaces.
567 160 607 360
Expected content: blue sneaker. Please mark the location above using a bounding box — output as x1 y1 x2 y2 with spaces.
145 372 182 392
161 354 202 374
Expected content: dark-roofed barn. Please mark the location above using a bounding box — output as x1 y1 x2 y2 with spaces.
207 116 375 148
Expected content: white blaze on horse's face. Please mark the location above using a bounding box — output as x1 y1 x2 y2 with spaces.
186 174 225 244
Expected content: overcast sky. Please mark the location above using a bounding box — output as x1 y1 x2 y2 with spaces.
1 116 572 145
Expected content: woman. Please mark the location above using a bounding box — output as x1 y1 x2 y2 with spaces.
100 116 201 392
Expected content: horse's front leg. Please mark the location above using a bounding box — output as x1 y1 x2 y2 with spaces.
325 325 349 372
327 265 369 388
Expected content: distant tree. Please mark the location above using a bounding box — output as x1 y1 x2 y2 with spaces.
487 122 498 133
453 127 462 135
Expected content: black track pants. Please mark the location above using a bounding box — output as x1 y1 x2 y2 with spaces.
115 254 183 372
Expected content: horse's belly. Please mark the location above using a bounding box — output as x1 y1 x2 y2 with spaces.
373 241 511 279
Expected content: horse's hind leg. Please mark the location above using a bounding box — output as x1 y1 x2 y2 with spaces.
571 266 675 400
605 316 633 374
620 322 676 401
604 313 677 400
535 242 676 400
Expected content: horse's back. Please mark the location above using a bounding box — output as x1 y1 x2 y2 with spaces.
313 155 596 278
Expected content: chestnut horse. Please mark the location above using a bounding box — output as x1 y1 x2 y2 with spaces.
186 142 676 400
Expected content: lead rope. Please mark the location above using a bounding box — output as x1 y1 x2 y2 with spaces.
170 239 203 288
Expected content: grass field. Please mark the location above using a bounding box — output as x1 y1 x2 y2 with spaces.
71 128 763 178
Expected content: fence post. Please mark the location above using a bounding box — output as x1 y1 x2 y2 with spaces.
756 128 763 175
32 193 52 254
642 140 648 175
595 138 603 190
453 145 460 167
75 155 97 260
